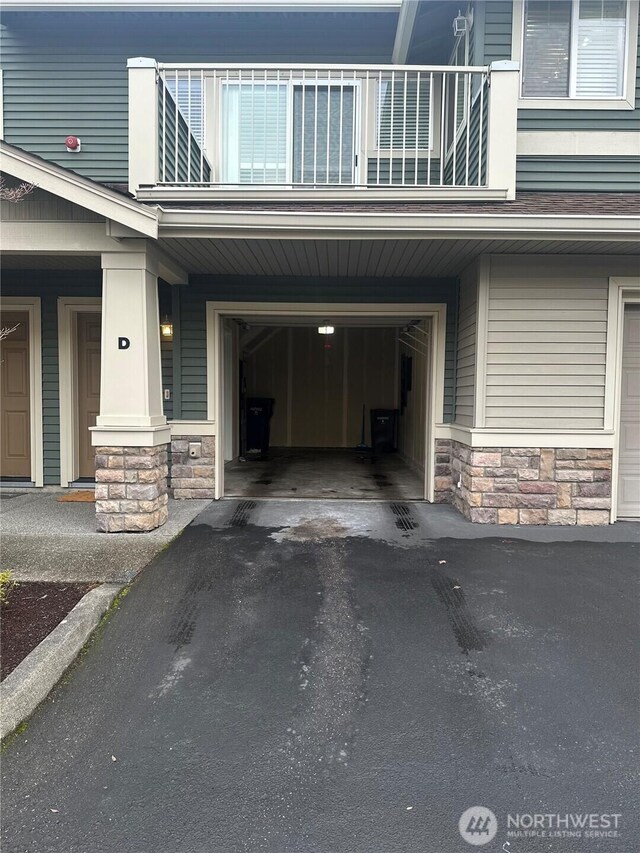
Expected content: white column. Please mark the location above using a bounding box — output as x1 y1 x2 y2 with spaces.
485 60 520 200
92 248 170 448
127 57 159 195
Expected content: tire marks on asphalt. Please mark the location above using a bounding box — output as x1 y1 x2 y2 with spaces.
430 569 487 654
389 502 418 533
229 500 257 527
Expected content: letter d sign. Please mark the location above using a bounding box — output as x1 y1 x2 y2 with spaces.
118 337 130 350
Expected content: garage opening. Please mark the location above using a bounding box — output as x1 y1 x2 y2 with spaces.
215 311 435 501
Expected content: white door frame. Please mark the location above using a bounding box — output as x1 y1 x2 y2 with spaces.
0 296 43 487
608 277 640 521
206 301 448 501
58 297 102 486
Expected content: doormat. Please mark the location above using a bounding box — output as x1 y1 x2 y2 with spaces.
57 490 95 503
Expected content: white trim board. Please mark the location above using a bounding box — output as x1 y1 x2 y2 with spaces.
58 297 102 487
0 296 43 487
169 420 216 437
608 276 640 522
517 131 640 157
473 256 490 429
511 0 639 111
392 0 419 64
0 71 4 140
206 301 447 502
436 425 616 449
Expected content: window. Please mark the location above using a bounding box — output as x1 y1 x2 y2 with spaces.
522 0 627 99
165 76 204 146
221 83 288 183
220 81 357 185
377 77 432 151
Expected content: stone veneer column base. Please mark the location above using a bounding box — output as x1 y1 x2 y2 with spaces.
434 438 453 503
170 435 216 499
95 445 169 532
448 442 612 525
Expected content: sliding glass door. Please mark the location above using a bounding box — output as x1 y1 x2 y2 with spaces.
292 84 356 184
221 80 357 185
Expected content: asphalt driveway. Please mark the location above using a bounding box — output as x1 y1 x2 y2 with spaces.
2 501 639 853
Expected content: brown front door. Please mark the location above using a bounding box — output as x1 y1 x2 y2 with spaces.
76 313 101 479
0 311 31 479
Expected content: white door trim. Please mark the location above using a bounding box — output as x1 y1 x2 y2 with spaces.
58 297 102 487
206 301 448 501
0 296 43 487
608 277 640 521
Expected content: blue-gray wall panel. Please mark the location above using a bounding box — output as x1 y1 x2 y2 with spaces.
1 10 397 183
516 156 640 191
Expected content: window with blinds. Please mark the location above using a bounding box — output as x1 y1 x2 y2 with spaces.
575 0 626 97
165 76 204 146
221 83 288 184
376 75 432 151
522 0 627 98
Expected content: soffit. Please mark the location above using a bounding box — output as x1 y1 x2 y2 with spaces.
158 236 640 278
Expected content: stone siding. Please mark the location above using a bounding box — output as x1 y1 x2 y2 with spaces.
95 445 169 532
170 435 216 499
434 438 453 503
449 443 612 525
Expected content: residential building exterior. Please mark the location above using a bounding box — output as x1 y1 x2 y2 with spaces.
1 0 638 531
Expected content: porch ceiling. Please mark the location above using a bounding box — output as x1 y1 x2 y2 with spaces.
158 236 640 278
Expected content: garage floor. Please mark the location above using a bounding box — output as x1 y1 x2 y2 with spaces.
224 447 424 499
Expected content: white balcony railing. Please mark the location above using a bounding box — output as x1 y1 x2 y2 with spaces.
128 59 519 199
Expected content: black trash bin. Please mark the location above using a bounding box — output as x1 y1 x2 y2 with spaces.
370 408 398 454
246 397 275 460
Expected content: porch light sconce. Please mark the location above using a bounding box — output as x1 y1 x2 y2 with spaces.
160 316 174 340
453 10 470 36
317 324 335 335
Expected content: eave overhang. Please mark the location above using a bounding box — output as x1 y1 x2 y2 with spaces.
157 207 640 243
0 142 159 239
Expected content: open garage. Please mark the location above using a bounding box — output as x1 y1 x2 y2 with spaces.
211 307 443 501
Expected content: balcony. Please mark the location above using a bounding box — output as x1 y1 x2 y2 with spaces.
128 58 519 202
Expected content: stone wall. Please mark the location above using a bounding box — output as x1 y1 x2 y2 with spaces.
170 435 216 499
95 445 169 532
449 442 612 525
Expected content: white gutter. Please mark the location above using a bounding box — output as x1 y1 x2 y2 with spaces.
157 208 640 241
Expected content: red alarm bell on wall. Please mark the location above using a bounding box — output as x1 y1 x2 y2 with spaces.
65 135 81 152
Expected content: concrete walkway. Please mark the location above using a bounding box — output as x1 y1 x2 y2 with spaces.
0 490 211 582
2 499 638 852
